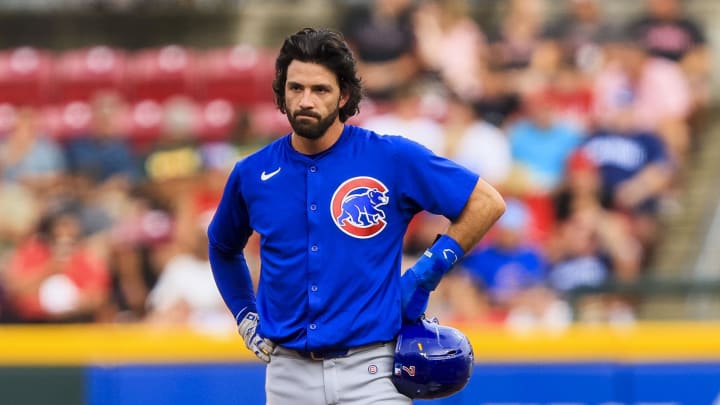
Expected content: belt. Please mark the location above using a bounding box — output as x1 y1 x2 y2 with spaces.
286 342 389 361
295 348 350 361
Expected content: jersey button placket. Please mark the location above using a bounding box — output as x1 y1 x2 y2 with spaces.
306 163 322 346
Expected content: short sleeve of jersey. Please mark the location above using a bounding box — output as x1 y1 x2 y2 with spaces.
207 161 252 253
391 135 479 220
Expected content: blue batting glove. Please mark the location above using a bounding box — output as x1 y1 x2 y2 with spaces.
400 270 430 322
401 235 464 321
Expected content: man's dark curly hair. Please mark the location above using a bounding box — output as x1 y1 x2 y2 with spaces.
272 27 362 123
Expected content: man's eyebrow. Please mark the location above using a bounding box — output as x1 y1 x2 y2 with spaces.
311 84 333 90
286 81 333 90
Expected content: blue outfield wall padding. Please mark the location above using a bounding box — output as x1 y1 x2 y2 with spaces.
85 362 720 405
627 362 720 405
86 363 267 405
419 363 621 405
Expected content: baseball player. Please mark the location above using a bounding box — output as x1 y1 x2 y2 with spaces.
207 27 506 404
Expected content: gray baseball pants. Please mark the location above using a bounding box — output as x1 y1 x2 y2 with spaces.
265 342 413 405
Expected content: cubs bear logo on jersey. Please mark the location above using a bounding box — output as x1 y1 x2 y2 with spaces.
331 176 389 238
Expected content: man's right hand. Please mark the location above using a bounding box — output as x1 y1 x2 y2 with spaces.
400 268 430 322
238 312 275 363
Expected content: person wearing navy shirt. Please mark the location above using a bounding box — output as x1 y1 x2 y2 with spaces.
580 127 672 214
207 28 505 404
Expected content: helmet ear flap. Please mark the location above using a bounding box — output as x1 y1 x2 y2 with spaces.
392 318 474 399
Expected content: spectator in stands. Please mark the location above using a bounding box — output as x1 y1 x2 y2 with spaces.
64 91 142 187
545 205 640 324
547 146 644 326
341 0 420 101
593 27 692 166
503 282 572 332
412 0 487 102
428 267 501 326
104 191 171 322
553 150 604 222
440 94 512 187
459 200 547 314
0 182 40 260
627 0 711 134
0 106 66 192
2 204 111 322
361 83 444 153
474 0 548 127
142 96 205 212
471 69 522 128
537 59 595 132
460 198 572 330
541 0 610 73
142 141 239 330
550 150 643 281
628 0 707 64
505 92 583 196
145 210 233 332
579 105 674 260
486 0 547 72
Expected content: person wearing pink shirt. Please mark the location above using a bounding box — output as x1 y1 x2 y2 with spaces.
593 29 691 165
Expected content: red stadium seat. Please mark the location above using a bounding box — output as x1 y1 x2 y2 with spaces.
0 47 53 106
41 100 94 142
125 45 197 102
196 98 238 141
52 46 127 102
195 44 275 107
248 102 290 138
126 99 165 149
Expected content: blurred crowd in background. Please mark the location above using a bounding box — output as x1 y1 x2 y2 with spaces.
0 0 712 332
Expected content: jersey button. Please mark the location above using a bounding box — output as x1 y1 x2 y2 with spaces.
311 245 318 252
309 323 317 330
311 285 318 292
309 166 317 173
310 204 317 211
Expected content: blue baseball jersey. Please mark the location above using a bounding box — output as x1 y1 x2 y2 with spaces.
208 124 478 351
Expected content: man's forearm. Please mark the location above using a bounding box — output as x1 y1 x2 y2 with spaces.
446 178 506 252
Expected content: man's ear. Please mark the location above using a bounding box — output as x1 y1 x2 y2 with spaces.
339 91 349 109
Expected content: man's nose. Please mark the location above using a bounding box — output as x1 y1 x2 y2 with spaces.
299 90 314 108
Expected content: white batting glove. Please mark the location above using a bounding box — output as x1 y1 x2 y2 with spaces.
238 311 276 363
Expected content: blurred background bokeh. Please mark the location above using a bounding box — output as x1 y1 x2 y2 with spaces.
0 0 719 404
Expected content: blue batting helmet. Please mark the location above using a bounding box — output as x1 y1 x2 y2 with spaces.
392 317 474 399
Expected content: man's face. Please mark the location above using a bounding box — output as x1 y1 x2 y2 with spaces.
284 60 345 140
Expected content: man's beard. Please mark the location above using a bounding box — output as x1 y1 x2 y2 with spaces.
287 106 339 140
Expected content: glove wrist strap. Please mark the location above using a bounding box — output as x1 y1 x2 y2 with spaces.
428 234 464 269
235 305 257 325
414 234 464 291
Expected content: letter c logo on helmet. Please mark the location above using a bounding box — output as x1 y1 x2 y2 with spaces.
392 318 474 399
